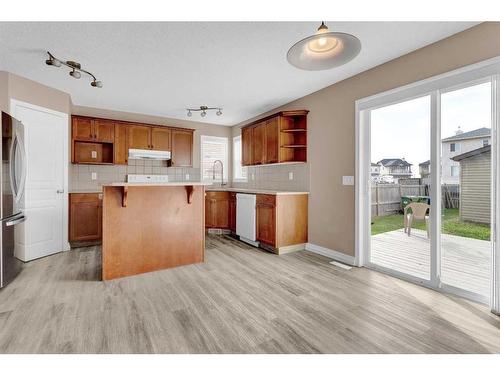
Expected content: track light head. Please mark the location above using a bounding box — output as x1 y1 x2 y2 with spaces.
91 80 103 88
216 109 222 116
201 111 207 118
187 110 192 117
45 58 61 67
69 69 81 79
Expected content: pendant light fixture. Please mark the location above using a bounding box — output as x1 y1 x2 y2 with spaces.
287 22 361 71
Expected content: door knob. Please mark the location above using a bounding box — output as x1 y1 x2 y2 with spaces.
56 189 64 194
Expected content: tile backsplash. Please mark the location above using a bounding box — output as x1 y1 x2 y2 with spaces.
69 159 200 192
70 160 309 193
232 163 309 192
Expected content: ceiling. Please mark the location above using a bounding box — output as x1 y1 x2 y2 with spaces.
0 22 478 126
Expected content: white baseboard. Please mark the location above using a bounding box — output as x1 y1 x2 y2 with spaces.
305 243 357 266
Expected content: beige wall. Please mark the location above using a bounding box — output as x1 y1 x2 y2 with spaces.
72 105 232 172
233 22 500 256
7 72 72 114
0 71 8 112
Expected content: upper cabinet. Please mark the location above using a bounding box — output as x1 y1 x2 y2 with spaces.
252 121 266 165
171 129 193 167
151 127 171 151
240 110 308 166
114 124 128 165
128 125 151 150
71 115 194 166
265 117 279 164
241 126 253 166
72 117 94 141
93 119 115 143
72 116 115 164
73 116 114 143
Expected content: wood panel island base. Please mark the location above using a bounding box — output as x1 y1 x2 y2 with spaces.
101 182 211 280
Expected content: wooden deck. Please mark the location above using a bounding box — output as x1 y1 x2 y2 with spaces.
371 229 490 297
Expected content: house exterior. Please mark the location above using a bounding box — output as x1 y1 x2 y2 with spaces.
452 145 491 224
442 127 491 184
419 160 430 178
370 162 381 178
376 158 412 183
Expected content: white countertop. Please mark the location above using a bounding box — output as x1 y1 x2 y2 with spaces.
104 182 213 187
206 187 309 195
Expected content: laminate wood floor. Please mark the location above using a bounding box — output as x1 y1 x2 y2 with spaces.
1 235 500 353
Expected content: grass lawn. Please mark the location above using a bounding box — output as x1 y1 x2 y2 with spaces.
371 208 491 241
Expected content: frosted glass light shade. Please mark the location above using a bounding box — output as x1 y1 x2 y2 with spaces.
287 31 361 71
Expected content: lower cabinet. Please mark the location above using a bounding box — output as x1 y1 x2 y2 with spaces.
256 195 276 246
256 194 308 254
205 190 308 254
69 193 102 243
229 193 236 232
205 191 230 229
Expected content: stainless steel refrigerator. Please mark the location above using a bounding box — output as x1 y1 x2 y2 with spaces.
0 111 27 288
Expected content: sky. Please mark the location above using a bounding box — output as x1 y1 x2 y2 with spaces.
371 81 491 177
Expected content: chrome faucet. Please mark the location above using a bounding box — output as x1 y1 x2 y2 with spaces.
212 160 227 186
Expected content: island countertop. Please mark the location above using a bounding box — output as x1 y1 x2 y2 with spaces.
104 182 213 187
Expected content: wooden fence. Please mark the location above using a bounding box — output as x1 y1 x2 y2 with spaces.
371 183 459 217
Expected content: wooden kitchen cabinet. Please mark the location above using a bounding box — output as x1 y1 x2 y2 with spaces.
205 191 230 229
256 193 308 254
256 195 276 246
69 193 102 243
265 117 279 164
252 122 266 165
128 124 151 149
71 115 194 166
240 110 309 166
151 127 171 151
93 119 115 143
72 116 114 142
73 142 113 164
114 123 128 165
241 125 253 166
72 116 94 141
229 192 236 232
171 129 193 167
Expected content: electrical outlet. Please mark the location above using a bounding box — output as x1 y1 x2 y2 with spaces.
91 172 97 180
185 174 190 180
288 172 294 180
342 176 354 185
251 173 255 181
91 151 97 159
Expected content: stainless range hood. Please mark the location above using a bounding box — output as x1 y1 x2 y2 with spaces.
128 148 171 160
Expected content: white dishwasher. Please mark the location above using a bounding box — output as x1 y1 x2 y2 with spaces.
236 193 259 247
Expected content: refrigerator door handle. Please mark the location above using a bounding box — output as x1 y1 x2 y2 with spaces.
9 131 27 203
5 214 26 227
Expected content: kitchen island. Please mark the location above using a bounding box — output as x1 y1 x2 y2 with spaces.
101 182 212 280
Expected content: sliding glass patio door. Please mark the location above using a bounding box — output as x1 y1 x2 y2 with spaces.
369 95 432 283
439 80 492 302
357 63 500 307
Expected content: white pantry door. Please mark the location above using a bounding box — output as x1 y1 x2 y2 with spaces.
10 100 69 261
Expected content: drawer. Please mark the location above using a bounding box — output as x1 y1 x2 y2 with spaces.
256 194 276 206
205 191 230 200
70 193 102 204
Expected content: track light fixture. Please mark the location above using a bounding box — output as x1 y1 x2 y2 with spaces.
45 51 103 88
186 106 223 118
